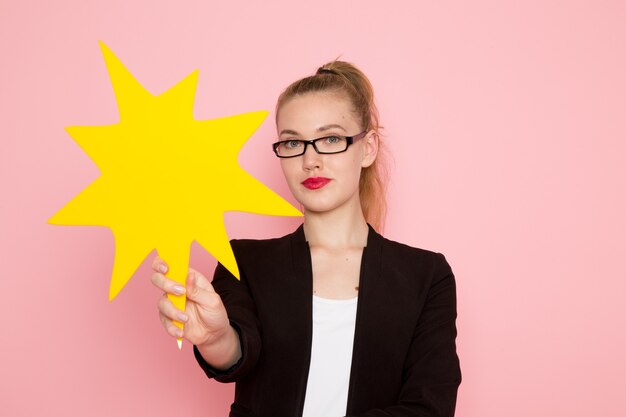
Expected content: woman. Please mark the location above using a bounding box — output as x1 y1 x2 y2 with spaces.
151 62 461 416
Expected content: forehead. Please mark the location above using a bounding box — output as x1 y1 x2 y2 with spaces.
277 91 360 134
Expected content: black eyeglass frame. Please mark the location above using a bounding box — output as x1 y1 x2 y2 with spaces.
272 131 368 158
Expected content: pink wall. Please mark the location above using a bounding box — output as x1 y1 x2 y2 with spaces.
1 1 625 416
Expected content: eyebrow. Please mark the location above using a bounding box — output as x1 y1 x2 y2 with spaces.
279 124 347 137
318 124 347 132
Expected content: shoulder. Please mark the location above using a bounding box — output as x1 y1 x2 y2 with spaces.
371 227 452 275
362 229 457 326
230 226 300 253
226 226 305 274
378 232 439 258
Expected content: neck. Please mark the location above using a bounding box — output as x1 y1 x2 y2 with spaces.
303 203 369 249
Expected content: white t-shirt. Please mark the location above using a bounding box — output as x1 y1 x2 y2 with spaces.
302 295 358 417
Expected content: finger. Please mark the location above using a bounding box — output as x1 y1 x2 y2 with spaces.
159 311 184 338
186 271 222 309
151 272 186 295
157 294 189 323
151 256 168 273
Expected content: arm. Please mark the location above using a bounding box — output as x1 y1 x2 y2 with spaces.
347 253 461 417
193 259 262 383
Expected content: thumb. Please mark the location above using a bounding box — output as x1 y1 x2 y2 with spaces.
188 267 213 289
186 269 215 301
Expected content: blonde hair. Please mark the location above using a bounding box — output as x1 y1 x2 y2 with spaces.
275 61 388 231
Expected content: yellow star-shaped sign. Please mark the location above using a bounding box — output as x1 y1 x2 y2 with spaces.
49 42 301 345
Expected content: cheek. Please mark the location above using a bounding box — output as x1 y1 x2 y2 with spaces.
329 155 363 186
279 159 299 184
346 152 365 175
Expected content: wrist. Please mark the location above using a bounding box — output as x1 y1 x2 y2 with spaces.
196 325 242 371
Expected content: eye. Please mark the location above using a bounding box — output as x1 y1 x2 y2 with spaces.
283 140 303 149
324 136 342 144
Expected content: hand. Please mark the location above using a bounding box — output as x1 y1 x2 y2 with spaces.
150 257 231 347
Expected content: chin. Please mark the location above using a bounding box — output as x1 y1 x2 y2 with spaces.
293 195 332 214
299 194 358 216
296 199 333 214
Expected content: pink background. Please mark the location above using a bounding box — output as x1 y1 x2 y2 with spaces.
1 1 625 416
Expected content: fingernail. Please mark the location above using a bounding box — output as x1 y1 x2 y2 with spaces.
178 312 188 322
159 264 167 273
173 285 185 295
176 328 183 338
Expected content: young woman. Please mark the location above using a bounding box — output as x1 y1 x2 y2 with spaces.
151 62 461 417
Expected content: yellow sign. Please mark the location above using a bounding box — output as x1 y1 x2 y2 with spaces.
49 42 302 347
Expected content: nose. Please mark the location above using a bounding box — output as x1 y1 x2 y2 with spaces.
301 143 322 171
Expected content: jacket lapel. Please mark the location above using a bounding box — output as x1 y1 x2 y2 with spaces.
346 225 384 411
288 225 314 415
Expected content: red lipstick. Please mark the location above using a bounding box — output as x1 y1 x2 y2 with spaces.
302 177 331 190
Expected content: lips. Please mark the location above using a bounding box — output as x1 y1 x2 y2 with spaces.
301 177 331 190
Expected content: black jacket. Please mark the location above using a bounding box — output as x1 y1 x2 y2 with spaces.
194 225 461 416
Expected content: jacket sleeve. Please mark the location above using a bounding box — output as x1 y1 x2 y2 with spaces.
347 253 462 417
193 251 262 383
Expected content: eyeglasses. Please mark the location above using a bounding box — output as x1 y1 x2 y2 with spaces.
272 131 367 158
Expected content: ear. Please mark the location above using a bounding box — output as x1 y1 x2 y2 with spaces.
361 130 379 168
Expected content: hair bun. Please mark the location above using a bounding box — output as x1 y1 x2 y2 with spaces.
317 67 337 75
